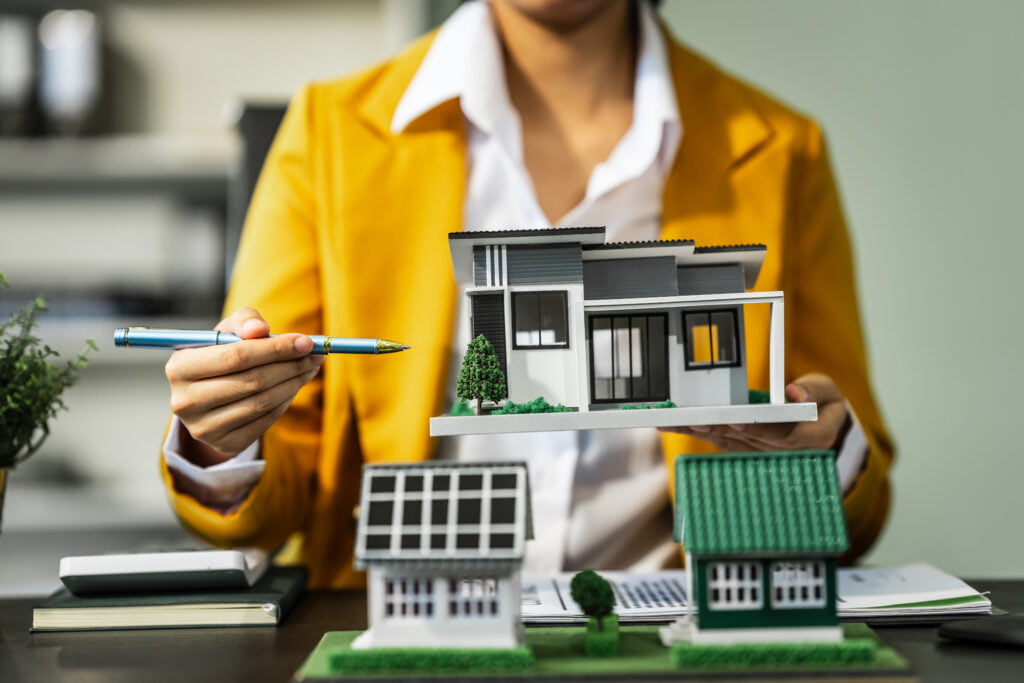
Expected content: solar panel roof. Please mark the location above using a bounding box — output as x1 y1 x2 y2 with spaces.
355 461 532 568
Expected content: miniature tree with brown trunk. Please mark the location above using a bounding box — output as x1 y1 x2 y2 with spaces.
571 569 616 632
456 334 507 416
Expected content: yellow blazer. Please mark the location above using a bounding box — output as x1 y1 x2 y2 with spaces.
162 31 894 588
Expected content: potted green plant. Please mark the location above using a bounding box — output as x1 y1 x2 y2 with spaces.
0 273 96 530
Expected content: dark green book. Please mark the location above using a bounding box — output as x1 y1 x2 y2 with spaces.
31 565 307 632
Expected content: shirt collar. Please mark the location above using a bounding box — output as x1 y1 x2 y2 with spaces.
392 0 681 159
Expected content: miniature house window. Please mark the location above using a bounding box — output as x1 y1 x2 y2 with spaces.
448 577 500 618
383 576 436 619
706 562 763 611
684 309 740 369
512 291 569 348
589 314 668 402
770 561 827 609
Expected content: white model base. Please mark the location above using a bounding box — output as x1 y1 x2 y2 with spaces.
350 626 522 651
659 617 842 645
430 403 816 437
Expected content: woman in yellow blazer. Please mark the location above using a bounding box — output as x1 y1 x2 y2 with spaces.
161 0 893 588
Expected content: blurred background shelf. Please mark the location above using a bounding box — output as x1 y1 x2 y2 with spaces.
0 134 233 201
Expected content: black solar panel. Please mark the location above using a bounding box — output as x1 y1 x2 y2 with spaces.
357 463 528 561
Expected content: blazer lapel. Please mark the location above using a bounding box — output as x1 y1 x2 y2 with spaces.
659 37 775 244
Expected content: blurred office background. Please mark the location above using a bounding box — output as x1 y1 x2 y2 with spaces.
1 0 1020 582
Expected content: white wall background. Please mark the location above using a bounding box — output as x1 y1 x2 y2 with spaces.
660 0 1024 578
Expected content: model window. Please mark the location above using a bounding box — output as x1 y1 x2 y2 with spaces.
513 291 569 348
706 561 762 611
448 577 500 618
770 561 827 609
684 310 740 369
590 314 669 402
383 576 436 619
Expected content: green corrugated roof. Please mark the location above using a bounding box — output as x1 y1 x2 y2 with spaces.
674 451 849 557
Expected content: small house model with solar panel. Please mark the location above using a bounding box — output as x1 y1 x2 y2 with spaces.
430 227 816 437
660 450 849 646
352 461 532 650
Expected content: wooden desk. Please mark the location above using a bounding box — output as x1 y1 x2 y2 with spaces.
2 581 1021 682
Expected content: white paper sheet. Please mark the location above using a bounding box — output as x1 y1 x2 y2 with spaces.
521 563 991 625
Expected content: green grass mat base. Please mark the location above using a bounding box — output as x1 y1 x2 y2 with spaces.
329 646 534 673
672 637 875 669
295 622 908 681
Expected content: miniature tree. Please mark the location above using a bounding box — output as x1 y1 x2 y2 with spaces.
456 334 507 416
570 569 616 632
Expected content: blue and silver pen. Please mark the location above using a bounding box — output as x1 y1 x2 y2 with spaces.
113 327 410 355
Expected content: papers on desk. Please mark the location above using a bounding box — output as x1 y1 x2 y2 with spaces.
521 562 992 626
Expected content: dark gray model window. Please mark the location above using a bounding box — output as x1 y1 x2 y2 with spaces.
684 309 740 369
513 291 569 348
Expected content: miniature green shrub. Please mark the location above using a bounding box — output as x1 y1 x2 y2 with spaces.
748 389 771 404
328 646 535 673
584 614 620 657
491 396 571 415
671 638 876 668
449 399 475 416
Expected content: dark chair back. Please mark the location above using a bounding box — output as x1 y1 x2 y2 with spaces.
226 102 287 286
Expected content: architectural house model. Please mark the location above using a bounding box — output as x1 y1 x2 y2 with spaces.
351 461 533 650
660 450 849 645
430 227 816 436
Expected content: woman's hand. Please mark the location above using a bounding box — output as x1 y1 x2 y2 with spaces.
165 307 324 464
660 373 849 453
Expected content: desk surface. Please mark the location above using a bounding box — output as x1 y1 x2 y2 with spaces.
1 580 1022 683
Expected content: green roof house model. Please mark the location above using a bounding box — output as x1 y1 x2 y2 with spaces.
660 451 850 646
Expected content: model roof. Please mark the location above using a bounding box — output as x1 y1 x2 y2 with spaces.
448 227 767 289
674 451 849 557
355 461 533 569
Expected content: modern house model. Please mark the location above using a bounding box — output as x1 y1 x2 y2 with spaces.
660 450 849 645
351 461 533 650
430 227 815 436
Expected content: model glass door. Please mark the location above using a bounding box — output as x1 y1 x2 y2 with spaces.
589 314 668 403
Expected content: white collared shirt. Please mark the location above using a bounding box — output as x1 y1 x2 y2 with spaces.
166 0 866 572
396 0 682 573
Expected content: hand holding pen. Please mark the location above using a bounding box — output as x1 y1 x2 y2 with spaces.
158 308 405 465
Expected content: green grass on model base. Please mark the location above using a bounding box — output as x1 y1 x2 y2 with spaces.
490 396 572 414
328 646 534 673
748 388 771 404
296 622 908 680
448 399 475 416
671 638 875 669
621 400 677 410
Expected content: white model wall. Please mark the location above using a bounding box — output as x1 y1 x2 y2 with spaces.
661 0 1024 578
505 285 583 408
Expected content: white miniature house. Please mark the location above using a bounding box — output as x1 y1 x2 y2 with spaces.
431 227 815 436
352 461 533 650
